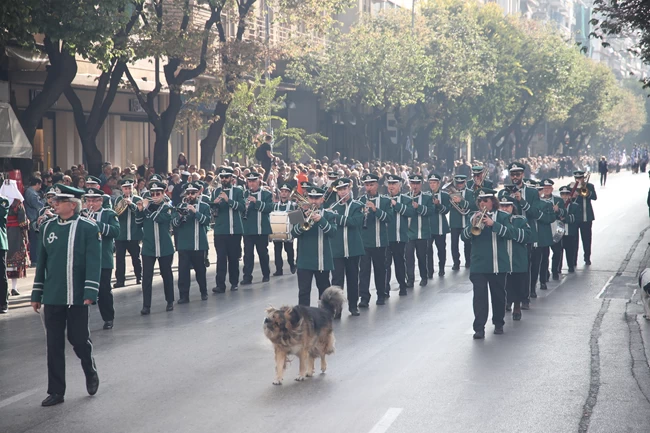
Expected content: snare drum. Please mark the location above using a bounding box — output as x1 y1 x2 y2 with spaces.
269 211 292 242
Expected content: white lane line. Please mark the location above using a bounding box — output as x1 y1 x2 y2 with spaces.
596 275 614 299
368 408 403 433
0 389 39 409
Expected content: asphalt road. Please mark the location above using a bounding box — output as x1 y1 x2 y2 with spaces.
2 171 650 433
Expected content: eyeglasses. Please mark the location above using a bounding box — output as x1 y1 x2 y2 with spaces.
151 192 162 197
186 191 197 195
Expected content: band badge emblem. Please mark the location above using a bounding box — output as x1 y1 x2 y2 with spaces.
47 232 58 244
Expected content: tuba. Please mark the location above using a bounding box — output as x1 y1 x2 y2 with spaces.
115 194 131 216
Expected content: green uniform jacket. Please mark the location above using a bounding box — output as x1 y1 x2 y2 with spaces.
116 195 144 241
408 192 434 240
562 201 581 237
274 200 297 212
533 198 557 247
461 210 512 274
449 188 476 229
331 200 365 258
291 208 338 271
505 215 532 273
359 194 393 248
172 200 211 251
243 189 273 235
515 190 540 245
31 214 102 305
574 183 597 222
324 186 338 209
136 202 175 257
466 179 494 190
95 208 120 269
0 199 9 250
429 191 451 236
387 194 415 243
211 186 245 235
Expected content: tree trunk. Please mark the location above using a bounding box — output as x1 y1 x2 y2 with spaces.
152 91 183 173
199 100 230 169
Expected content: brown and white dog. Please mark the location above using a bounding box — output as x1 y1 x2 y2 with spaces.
263 286 346 385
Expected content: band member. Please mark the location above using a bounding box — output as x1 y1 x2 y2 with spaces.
541 179 565 280
461 188 513 339
358 173 393 306
324 171 339 208
242 172 273 284
448 175 475 270
466 165 493 190
405 174 433 288
385 174 414 296
272 183 296 276
114 180 143 288
32 187 57 237
573 170 597 266
497 194 531 321
30 184 101 406
82 188 119 329
211 167 245 293
84 176 101 190
330 178 364 315
558 185 581 272
136 181 175 314
426 173 450 277
291 187 338 306
173 182 211 303
530 180 556 294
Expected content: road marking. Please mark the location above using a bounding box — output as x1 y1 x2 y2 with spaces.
368 408 403 433
0 389 39 409
596 276 614 299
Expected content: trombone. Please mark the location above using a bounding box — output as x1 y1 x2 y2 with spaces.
441 182 470 215
473 167 488 191
579 173 591 197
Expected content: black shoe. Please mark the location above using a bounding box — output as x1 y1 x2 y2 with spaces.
140 307 150 315
419 279 428 287
494 326 504 335
334 311 342 319
262 276 270 283
405 281 414 289
464 263 470 268
166 303 174 312
552 273 559 281
177 298 190 304
240 280 252 286
376 298 385 306
540 283 548 291
473 330 485 340
10 289 19 296
212 286 226 293
439 269 445 277
290 265 296 274
201 293 209 301
273 271 283 276
358 301 369 308
0 305 8 314
103 321 113 330
452 264 460 271
521 302 530 310
506 304 512 312
114 282 125 289
349 309 360 316
513 311 522 321
136 278 141 285
585 260 591 266
427 273 434 279
204 258 210 268
530 291 537 299
86 372 99 395
41 394 64 407
385 291 391 298
568 267 575 273
231 285 239 291
399 289 407 296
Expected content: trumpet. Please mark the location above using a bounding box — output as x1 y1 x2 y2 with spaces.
470 207 489 236
80 207 96 221
301 205 320 230
579 173 591 197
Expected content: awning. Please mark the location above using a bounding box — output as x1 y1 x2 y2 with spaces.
0 103 33 159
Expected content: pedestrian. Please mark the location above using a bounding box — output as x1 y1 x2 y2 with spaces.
255 135 274 182
30 184 101 406
598 156 608 186
0 180 29 297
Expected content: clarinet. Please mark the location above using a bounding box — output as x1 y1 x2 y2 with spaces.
243 190 253 220
362 196 373 229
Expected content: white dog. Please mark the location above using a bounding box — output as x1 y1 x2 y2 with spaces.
639 268 650 320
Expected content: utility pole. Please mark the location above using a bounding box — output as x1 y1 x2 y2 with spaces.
265 3 273 137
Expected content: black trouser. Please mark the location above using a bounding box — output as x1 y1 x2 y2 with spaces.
178 250 207 298
43 304 97 396
142 254 174 308
28 229 39 264
115 240 142 284
333 256 361 310
550 241 563 276
98 268 114 321
563 235 577 269
405 239 428 283
273 240 295 273
385 241 406 292
600 172 607 186
427 235 447 276
262 161 272 182
243 235 270 281
469 273 507 332
505 272 528 304
450 228 471 265
530 246 549 290
359 247 387 302
577 221 593 262
297 269 330 306
0 250 6 306
214 234 242 289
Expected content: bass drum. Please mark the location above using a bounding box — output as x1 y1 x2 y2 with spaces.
551 220 565 244
269 211 292 242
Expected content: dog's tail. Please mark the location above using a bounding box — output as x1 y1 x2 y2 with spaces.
319 286 346 317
